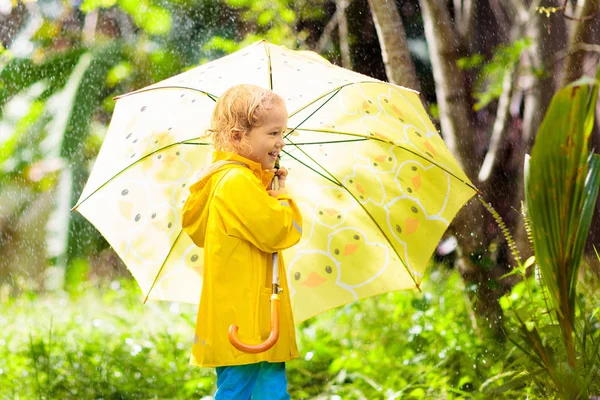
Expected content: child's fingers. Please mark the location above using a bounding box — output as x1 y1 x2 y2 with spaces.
268 188 288 197
276 167 288 179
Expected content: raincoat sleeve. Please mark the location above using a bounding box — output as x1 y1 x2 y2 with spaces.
214 169 302 253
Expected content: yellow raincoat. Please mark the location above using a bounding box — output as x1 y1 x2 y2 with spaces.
181 151 303 367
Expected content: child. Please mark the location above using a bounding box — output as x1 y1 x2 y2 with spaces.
181 84 303 400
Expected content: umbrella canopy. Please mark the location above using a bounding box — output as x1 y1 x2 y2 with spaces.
73 40 477 323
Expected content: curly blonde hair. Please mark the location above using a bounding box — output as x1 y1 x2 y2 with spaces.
206 84 285 153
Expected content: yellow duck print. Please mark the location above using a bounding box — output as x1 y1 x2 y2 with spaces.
139 131 193 183
343 165 385 206
338 84 381 117
148 201 179 235
395 161 451 216
384 197 448 277
327 227 389 288
115 180 176 264
377 88 430 133
117 180 148 224
404 125 443 163
353 141 397 174
150 242 205 302
287 250 357 317
296 186 357 231
360 117 398 144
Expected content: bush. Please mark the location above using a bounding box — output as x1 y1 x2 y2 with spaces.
1 268 521 399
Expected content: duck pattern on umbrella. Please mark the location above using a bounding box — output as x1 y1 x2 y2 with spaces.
74 41 475 323
283 82 474 322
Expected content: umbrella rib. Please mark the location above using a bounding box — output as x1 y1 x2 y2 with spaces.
282 136 420 286
113 86 219 101
284 138 367 145
72 141 210 211
143 229 185 303
284 84 477 192
288 80 405 119
281 149 341 186
287 86 344 120
291 128 479 193
285 88 343 140
264 41 274 90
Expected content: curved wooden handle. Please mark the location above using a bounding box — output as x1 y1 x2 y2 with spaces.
228 294 280 354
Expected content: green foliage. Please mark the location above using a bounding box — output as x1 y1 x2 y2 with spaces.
525 72 600 370
1 269 522 399
458 39 532 111
290 269 514 399
118 0 173 36
494 268 600 398
481 71 600 398
0 281 212 399
0 49 86 118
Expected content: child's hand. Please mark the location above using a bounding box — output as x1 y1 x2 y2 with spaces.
268 167 288 198
275 167 287 188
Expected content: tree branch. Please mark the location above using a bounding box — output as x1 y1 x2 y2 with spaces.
478 67 515 182
454 0 476 42
316 7 340 53
336 0 352 69
418 0 476 174
562 0 599 85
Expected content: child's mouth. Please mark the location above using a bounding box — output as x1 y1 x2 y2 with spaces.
268 151 278 160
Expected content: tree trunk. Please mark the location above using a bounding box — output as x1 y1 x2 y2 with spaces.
513 0 565 260
562 0 599 85
418 0 480 174
367 0 421 92
336 0 352 69
418 0 502 331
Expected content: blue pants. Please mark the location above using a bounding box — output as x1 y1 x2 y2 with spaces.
215 362 290 400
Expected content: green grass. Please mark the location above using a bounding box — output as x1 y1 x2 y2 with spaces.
1 268 525 399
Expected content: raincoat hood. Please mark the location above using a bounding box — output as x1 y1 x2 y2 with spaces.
184 151 275 249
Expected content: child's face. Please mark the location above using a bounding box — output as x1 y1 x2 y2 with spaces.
238 101 287 170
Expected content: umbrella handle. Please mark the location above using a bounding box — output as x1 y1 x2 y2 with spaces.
228 293 280 353
229 166 282 353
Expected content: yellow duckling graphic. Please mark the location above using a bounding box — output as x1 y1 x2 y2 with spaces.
378 88 430 133
295 186 356 232
327 227 389 287
149 242 204 303
354 142 397 175
117 180 148 224
404 126 442 162
140 131 193 183
339 84 381 116
287 250 357 320
384 197 447 277
115 181 176 264
360 117 399 144
395 161 451 216
148 202 179 236
316 206 345 228
343 165 385 206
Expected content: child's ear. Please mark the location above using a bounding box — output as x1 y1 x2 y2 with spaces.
231 129 242 142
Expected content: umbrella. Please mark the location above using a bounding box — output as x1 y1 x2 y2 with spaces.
73 40 477 327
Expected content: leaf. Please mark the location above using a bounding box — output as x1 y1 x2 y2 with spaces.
0 49 85 116
525 74 599 319
47 43 123 281
525 71 600 374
